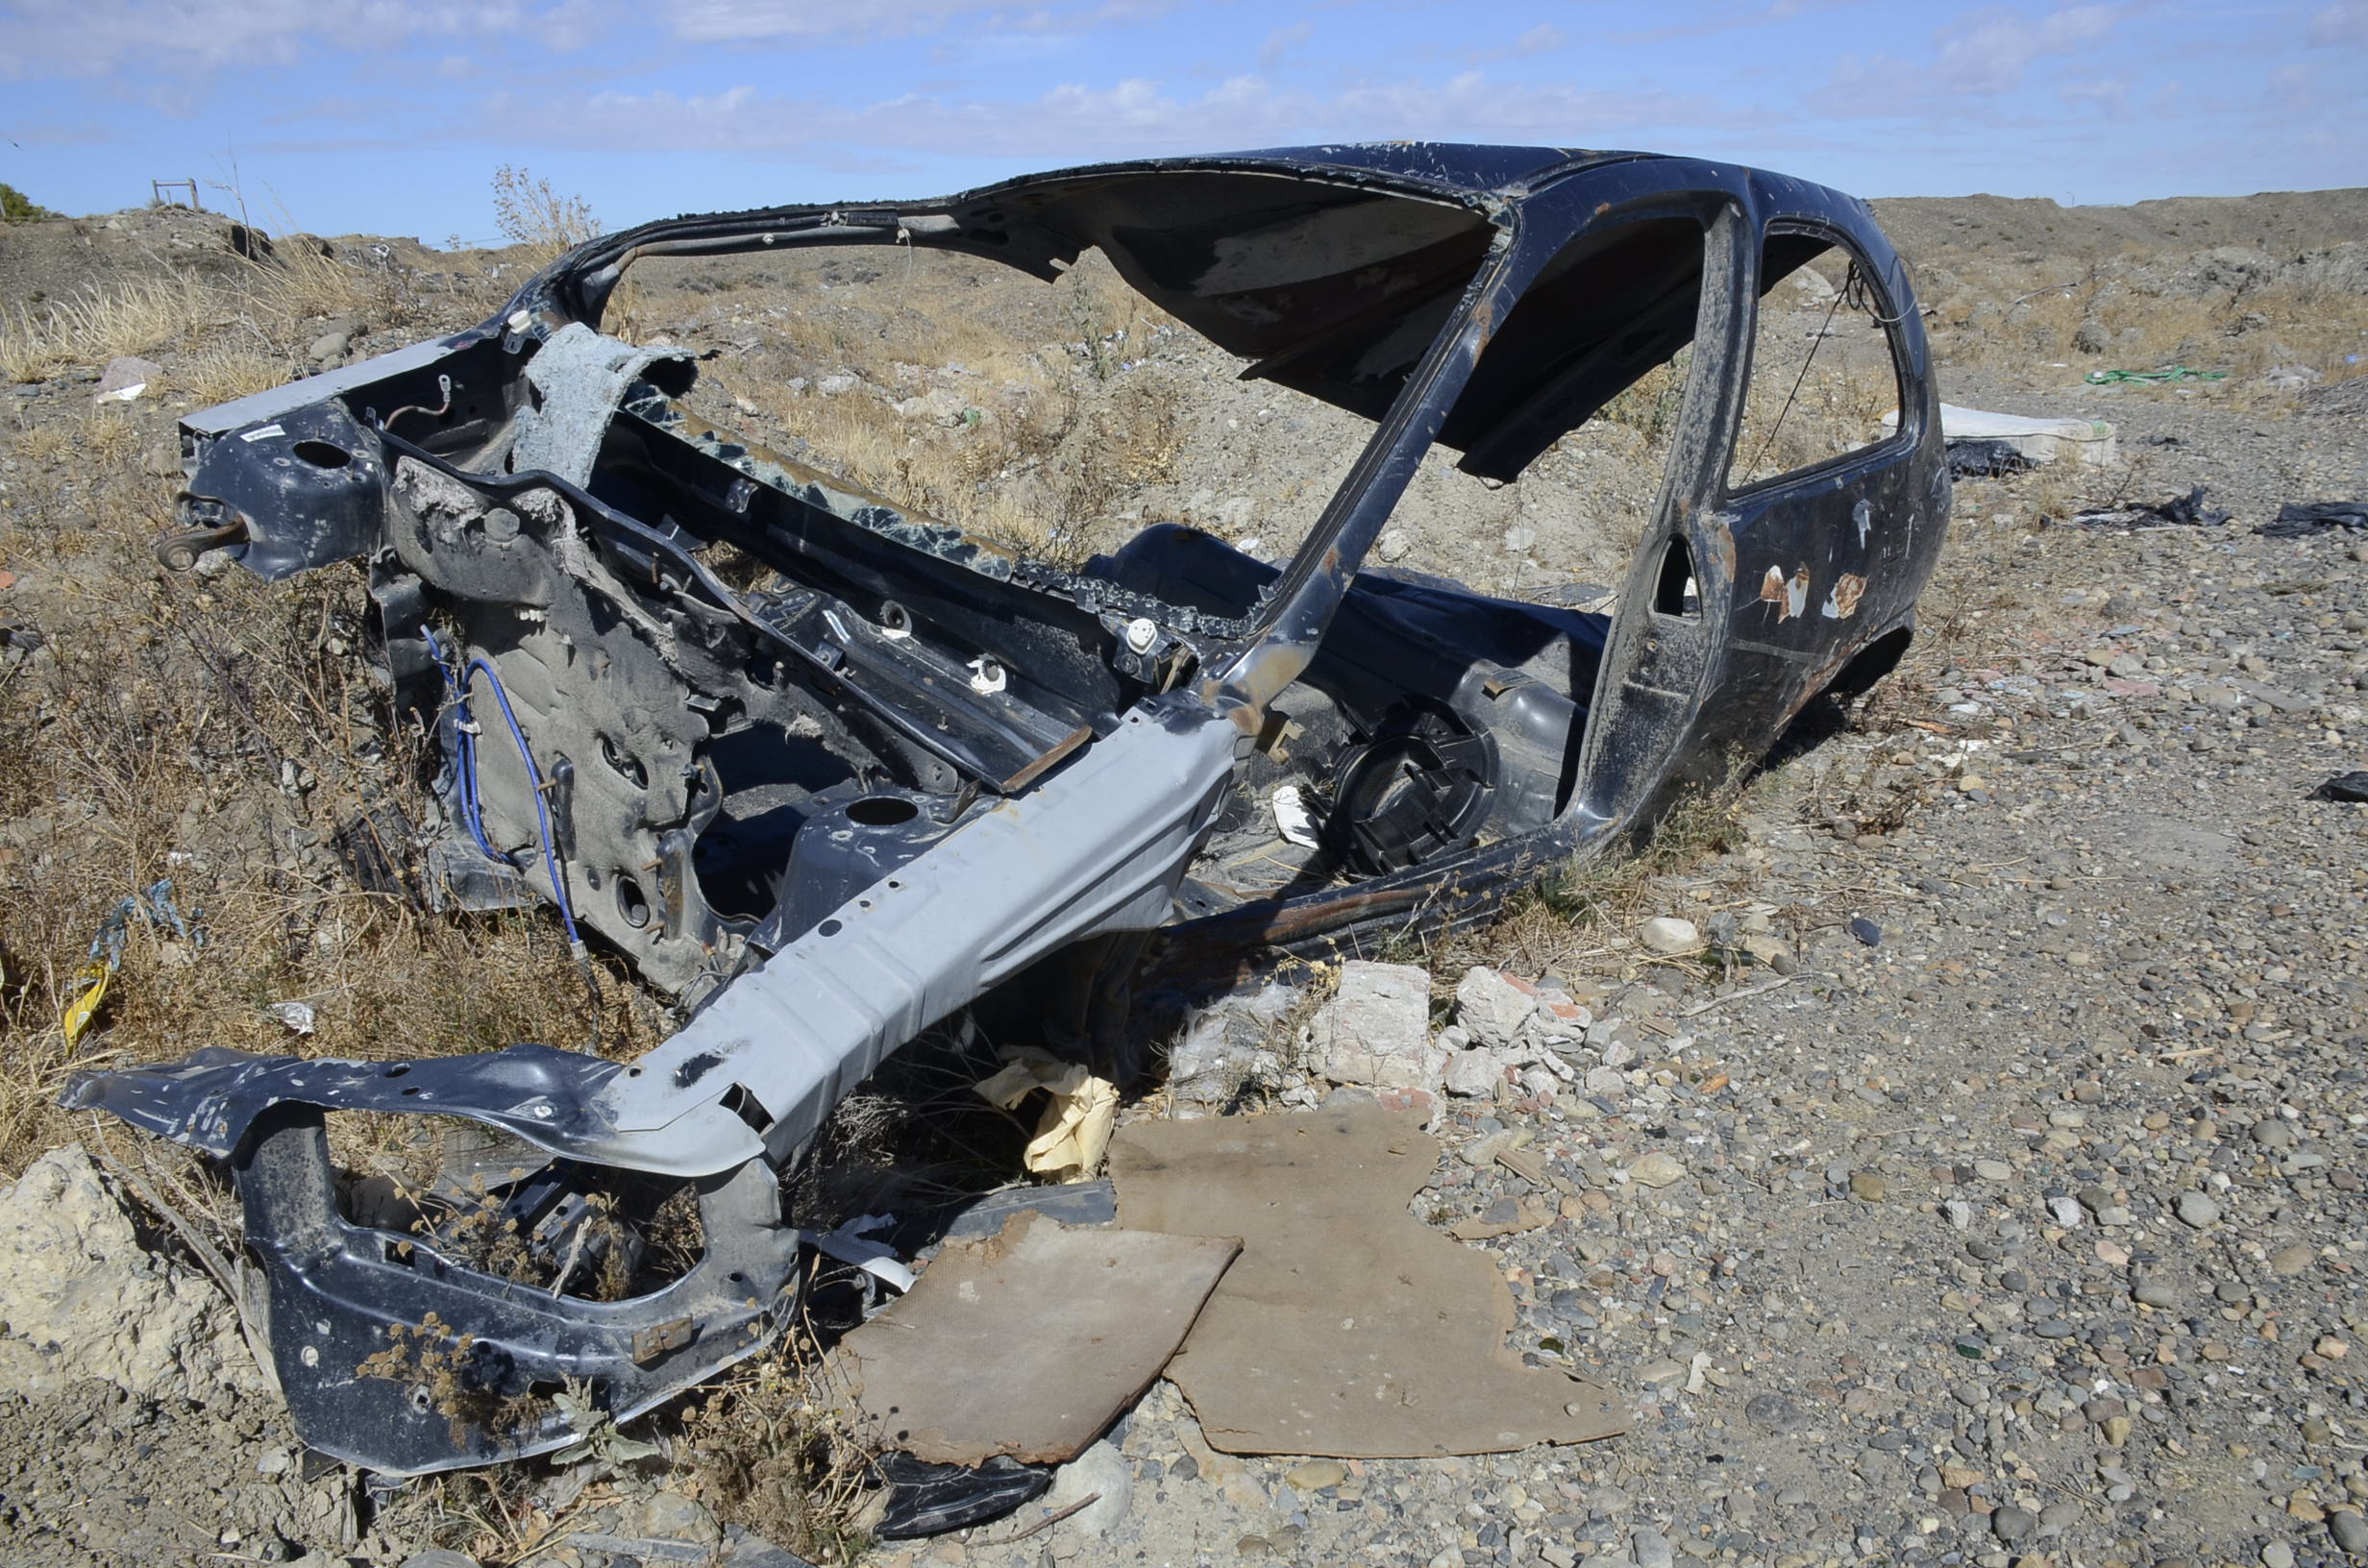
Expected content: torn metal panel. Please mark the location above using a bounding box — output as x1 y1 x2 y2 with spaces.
1108 1105 1626 1457
836 1212 1238 1467
66 142 1945 1474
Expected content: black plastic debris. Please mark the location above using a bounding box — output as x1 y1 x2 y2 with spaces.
2071 486 2229 528
2314 772 2368 804
1850 917 1883 946
2257 502 2368 540
871 1453 1050 1539
1945 439 2032 478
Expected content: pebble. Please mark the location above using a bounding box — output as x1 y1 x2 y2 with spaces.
2176 1191 2222 1228
2263 1543 2296 1568
1626 1152 1687 1188
1992 1505 2037 1542
1629 1528 1675 1568
1849 1171 1887 1201
2331 1509 2368 1556
1284 1459 1345 1491
1639 917 1700 954
2270 1243 2314 1275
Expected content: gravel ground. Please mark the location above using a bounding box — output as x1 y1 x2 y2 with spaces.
909 406 2368 1568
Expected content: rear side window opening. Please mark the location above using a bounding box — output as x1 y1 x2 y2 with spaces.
1726 228 1908 495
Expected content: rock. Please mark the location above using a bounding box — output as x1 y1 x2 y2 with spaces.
1523 988 1591 1045
1744 1393 1805 1434
2134 1278 2181 1309
1040 1439 1131 1537
1626 1152 1687 1189
1169 983 1298 1115
2263 1543 2297 1568
1639 917 1700 954
613 1491 720 1545
815 373 859 396
1849 917 1883 945
307 329 355 366
1454 967 1537 1048
1375 529 1410 562
95 355 162 398
2175 1191 2222 1228
2270 1243 2314 1276
1284 1458 1346 1491
1848 1171 1887 1201
1629 1527 1674 1568
400 1554 483 1568
0 1145 258 1401
2330 1509 2368 1556
1991 1505 2037 1542
2252 1117 2299 1149
1309 962 1442 1091
1443 1048 1506 1098
892 387 971 425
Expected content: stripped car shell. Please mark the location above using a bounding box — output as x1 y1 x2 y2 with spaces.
66 144 1945 1474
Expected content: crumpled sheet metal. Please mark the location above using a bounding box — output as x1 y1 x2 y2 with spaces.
1108 1103 1626 1458
836 1212 1238 1467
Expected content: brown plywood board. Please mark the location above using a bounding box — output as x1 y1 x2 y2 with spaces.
836 1212 1239 1466
1108 1104 1626 1458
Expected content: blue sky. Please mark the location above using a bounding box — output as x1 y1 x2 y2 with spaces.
2 1 2362 243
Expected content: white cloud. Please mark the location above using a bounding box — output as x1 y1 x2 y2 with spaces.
1258 21 1311 72
1819 3 2126 117
1930 4 2117 94
0 0 531 78
474 69 1733 165
661 0 1161 44
2308 3 2367 45
665 0 983 41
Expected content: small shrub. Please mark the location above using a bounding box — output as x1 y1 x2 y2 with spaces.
1 182 58 223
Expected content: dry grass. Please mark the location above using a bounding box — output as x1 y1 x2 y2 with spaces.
0 277 638 1176
170 343 291 405
670 1321 878 1565
1930 257 2368 395
0 275 225 383
672 257 1188 565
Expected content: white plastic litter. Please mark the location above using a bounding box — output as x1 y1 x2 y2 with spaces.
1883 403 2117 467
1270 784 1323 848
809 1213 915 1293
266 1000 315 1035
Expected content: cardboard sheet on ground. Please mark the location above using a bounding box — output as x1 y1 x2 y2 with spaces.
836 1212 1238 1466
1109 1104 1626 1457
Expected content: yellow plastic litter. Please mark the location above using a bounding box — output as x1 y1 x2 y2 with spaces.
974 1044 1120 1182
58 879 198 1048
61 962 111 1047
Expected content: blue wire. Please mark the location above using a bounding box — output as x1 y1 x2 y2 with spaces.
418 625 583 948
463 654 582 948
420 625 500 861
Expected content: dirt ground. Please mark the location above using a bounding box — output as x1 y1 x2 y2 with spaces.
1 182 2365 1568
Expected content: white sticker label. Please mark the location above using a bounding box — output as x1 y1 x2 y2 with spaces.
239 424 285 442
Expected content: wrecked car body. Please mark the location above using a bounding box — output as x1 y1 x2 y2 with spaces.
67 144 1945 1474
